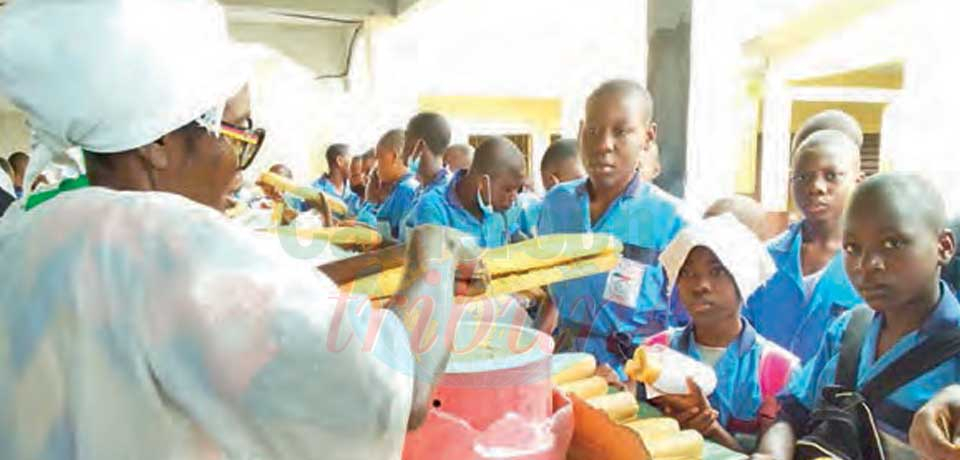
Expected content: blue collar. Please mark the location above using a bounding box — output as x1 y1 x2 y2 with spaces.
318 174 347 193
425 168 450 191
916 281 960 338
574 171 646 201
678 318 757 357
770 220 802 254
770 220 847 288
397 171 416 185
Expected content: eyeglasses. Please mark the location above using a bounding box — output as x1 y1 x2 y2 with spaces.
220 119 265 171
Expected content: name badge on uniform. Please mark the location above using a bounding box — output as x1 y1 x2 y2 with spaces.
603 258 646 308
602 244 660 309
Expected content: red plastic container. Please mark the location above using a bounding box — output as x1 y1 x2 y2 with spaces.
403 321 571 460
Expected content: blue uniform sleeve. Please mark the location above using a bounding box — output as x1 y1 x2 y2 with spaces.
777 311 851 431
355 202 377 227
345 193 364 217
284 195 309 213
409 194 449 228
536 197 555 236
397 184 418 210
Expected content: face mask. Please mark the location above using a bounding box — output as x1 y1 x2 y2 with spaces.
408 156 420 174
476 175 494 215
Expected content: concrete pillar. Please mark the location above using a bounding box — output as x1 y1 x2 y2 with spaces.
647 0 691 198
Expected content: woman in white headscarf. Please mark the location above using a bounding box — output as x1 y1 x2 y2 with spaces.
0 1 480 459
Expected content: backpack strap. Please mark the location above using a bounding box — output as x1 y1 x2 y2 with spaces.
834 306 875 389
861 327 960 403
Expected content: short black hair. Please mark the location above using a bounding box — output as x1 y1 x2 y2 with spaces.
792 110 864 152
269 163 293 179
406 112 451 158
541 138 579 172
793 129 861 171
9 151 28 166
325 143 350 166
586 79 654 123
378 129 406 152
470 136 525 177
846 172 946 235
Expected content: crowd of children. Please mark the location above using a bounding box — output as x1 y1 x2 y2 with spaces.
5 61 960 457
218 77 960 458
7 0 958 457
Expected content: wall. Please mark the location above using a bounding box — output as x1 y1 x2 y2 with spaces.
684 0 767 212
648 0 691 199
790 101 886 134
254 0 650 180
880 0 960 214
418 95 562 190
753 0 960 213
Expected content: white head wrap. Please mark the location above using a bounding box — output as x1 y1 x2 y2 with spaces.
0 0 251 198
659 213 777 301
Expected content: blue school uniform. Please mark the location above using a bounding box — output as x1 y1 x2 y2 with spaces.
507 192 542 238
744 221 862 363
399 168 452 241
779 282 960 442
310 174 364 219
537 173 692 375
406 170 521 248
646 321 800 435
357 172 419 240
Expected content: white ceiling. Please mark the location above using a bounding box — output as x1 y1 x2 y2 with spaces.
0 0 426 112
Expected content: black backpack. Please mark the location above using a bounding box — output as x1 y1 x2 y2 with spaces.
795 306 960 460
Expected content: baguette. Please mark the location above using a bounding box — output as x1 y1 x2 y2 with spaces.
339 233 623 303
558 376 608 399
258 171 349 216
586 392 640 422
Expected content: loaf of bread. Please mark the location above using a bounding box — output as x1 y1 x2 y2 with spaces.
266 225 382 246
586 392 640 423
623 417 681 442
558 376 608 399
551 353 597 385
642 429 704 460
258 171 349 216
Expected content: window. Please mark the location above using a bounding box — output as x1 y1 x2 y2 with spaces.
468 133 534 176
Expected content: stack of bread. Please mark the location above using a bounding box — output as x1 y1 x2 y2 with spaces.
552 353 705 460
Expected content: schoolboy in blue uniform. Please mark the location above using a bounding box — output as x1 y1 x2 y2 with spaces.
510 138 587 239
644 215 799 453
357 129 419 239
406 136 524 248
538 80 692 377
745 128 864 363
398 112 453 241
755 173 960 458
310 143 365 220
